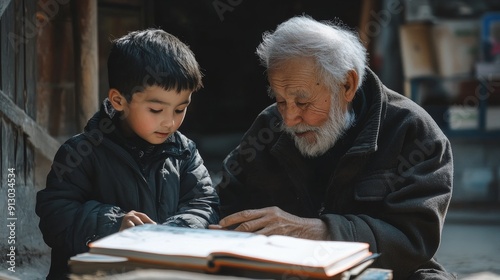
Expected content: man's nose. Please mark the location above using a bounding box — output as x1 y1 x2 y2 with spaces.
282 105 302 127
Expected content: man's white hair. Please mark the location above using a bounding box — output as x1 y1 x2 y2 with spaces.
256 15 368 93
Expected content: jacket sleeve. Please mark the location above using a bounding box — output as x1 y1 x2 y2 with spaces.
217 149 252 218
35 138 125 256
163 143 220 228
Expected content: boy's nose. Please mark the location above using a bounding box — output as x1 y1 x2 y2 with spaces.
161 118 174 128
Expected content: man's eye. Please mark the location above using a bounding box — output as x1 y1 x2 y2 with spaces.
296 102 307 107
150 109 162 113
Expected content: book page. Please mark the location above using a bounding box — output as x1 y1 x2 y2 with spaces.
211 235 370 268
89 224 267 259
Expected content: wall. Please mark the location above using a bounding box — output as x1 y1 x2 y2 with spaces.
0 0 50 276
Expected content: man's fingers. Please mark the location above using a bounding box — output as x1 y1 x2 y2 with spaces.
220 209 263 228
226 213 269 233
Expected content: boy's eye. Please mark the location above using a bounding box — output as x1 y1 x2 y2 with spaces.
149 108 162 114
175 108 187 114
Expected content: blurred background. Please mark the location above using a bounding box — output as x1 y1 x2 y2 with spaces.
1 0 499 279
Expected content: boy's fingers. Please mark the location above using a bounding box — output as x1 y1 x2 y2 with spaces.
119 218 136 231
122 211 156 230
208 224 223 230
129 215 145 226
135 212 156 224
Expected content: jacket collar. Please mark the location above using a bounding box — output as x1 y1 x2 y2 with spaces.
345 67 385 155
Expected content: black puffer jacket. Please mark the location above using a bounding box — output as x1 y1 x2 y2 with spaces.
217 68 455 279
36 105 219 279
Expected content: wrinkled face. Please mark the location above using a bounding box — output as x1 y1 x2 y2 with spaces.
117 86 192 145
267 57 354 157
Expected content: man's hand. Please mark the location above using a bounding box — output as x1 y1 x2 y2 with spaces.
119 210 156 231
209 206 329 240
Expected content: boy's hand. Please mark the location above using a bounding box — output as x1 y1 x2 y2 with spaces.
119 210 156 231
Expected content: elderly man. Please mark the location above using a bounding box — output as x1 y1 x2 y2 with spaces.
210 15 455 279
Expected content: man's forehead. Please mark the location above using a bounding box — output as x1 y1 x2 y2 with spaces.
269 87 310 98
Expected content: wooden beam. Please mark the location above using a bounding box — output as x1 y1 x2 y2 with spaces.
358 0 378 49
72 0 99 131
0 89 60 161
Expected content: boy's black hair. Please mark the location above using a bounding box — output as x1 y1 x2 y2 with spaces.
107 28 203 101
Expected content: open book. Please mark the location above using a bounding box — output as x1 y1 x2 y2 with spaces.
79 224 374 279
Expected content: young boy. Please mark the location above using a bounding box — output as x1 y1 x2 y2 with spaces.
36 29 219 280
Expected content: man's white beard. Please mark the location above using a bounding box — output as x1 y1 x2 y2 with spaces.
281 96 355 158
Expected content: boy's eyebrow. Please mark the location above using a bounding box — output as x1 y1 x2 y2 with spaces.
145 98 190 106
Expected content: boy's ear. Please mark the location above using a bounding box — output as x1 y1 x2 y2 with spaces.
108 89 126 111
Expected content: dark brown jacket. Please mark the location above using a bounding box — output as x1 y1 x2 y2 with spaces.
217 68 455 279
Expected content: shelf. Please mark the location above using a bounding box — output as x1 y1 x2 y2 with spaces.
441 129 500 141
410 78 500 140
